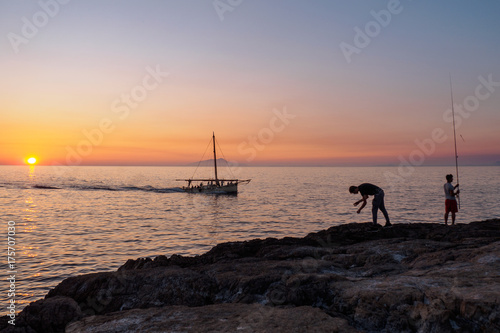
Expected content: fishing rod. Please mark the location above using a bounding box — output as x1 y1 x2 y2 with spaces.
449 75 461 209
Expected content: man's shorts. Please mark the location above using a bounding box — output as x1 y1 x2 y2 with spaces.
445 199 458 213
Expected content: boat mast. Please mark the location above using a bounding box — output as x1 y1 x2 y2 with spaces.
213 132 219 185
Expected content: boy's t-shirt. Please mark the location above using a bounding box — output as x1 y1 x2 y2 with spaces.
444 182 456 200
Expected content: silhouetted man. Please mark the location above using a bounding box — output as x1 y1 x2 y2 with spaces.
349 183 391 227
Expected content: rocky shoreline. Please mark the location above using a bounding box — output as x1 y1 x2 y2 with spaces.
2 219 499 332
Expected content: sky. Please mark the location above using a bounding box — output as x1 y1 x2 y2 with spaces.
1 0 499 166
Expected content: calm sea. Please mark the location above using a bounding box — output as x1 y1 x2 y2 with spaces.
1 165 499 315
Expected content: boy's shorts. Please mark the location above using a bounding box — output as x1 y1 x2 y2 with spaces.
445 199 458 213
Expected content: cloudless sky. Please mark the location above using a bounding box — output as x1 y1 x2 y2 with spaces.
1 0 499 166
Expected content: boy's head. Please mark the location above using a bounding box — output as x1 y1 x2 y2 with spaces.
349 186 358 194
446 174 453 182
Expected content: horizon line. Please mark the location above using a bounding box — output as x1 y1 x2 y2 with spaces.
1 163 499 167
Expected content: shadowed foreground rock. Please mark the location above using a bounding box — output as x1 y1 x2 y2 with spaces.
65 304 354 333
1 219 499 332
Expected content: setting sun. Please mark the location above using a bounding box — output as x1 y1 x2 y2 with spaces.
27 157 37 165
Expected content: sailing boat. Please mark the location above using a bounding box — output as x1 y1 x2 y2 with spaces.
177 133 251 194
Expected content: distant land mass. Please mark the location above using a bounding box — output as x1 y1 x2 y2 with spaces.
186 158 236 167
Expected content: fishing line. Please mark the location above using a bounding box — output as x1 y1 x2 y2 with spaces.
449 75 461 209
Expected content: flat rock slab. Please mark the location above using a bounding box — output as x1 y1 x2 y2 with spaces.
66 303 357 333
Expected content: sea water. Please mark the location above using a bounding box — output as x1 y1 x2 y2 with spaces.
1 165 499 315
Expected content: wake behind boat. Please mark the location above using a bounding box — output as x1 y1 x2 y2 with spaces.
177 133 251 194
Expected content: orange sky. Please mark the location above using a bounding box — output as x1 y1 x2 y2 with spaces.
1 2 499 166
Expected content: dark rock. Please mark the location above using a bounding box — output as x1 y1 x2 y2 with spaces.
0 296 82 333
65 303 358 333
1 219 499 332
46 266 218 314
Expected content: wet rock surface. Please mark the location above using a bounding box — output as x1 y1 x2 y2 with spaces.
1 219 499 332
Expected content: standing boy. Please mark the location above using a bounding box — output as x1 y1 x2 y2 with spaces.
444 174 460 225
349 183 391 227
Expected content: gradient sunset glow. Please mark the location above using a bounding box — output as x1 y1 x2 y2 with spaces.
1 1 499 166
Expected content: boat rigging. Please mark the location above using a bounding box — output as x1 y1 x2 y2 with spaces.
177 132 251 194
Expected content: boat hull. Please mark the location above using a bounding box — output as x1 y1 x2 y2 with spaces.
183 183 238 194
177 133 250 194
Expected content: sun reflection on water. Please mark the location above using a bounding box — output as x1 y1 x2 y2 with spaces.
23 166 39 262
